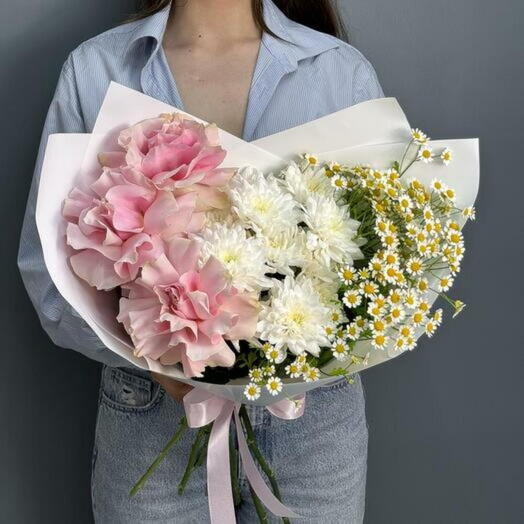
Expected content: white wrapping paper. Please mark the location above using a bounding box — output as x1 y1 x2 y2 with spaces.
36 83 479 404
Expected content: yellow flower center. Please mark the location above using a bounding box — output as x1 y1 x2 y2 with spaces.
251 197 271 213
288 310 306 325
343 269 354 281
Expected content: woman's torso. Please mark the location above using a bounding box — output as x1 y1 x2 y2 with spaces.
65 2 383 141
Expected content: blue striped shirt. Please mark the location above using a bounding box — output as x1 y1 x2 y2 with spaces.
18 0 383 367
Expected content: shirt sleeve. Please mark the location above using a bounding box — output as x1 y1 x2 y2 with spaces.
351 55 385 104
17 55 129 368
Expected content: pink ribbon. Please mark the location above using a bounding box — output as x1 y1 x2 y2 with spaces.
183 389 305 524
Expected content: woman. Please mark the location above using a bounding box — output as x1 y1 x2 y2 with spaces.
18 1 383 522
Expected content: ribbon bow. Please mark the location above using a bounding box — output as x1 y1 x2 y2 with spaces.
183 389 305 524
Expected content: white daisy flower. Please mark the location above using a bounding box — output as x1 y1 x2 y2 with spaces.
266 377 283 396
244 383 261 401
393 337 408 352
406 256 424 276
371 318 388 333
338 265 357 285
303 194 364 266
249 368 264 383
411 128 429 144
304 367 321 382
442 187 457 202
389 305 406 324
198 222 273 292
404 290 419 309
346 321 362 341
425 319 438 337
398 324 415 339
438 275 454 292
418 145 434 163
405 336 417 351
331 174 347 190
462 206 476 220
295 353 307 365
433 308 443 325
412 310 427 326
257 275 331 357
359 280 379 298
263 364 276 376
388 289 403 306
372 333 389 350
263 344 286 364
300 153 318 166
367 295 387 318
416 278 430 293
440 148 453 166
285 362 302 378
332 338 349 360
430 179 445 192
398 195 413 213
343 289 362 309
324 323 337 340
330 307 347 325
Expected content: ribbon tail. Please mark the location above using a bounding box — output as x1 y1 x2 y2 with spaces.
207 402 236 524
234 409 301 519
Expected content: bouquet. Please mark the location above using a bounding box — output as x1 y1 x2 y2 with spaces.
36 83 479 523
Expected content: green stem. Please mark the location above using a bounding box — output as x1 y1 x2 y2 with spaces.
178 426 209 495
399 138 414 173
249 485 269 523
230 434 242 507
238 406 290 524
130 417 188 497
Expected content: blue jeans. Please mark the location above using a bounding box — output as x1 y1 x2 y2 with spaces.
91 366 368 523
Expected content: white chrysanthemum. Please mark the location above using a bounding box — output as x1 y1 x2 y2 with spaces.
299 257 340 306
303 195 364 266
256 275 331 357
280 161 334 204
228 166 299 233
262 227 308 276
204 207 234 227
198 222 273 292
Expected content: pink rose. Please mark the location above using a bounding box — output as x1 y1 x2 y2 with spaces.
64 167 204 290
117 238 259 378
98 114 234 196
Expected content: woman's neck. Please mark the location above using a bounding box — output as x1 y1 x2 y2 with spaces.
164 0 260 51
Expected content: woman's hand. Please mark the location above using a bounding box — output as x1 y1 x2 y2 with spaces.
151 372 193 402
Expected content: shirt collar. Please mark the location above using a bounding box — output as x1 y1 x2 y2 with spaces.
125 0 340 68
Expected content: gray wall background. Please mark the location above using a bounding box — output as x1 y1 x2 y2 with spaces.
2 0 523 522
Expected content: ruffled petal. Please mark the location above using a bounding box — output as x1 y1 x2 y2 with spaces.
69 250 126 290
